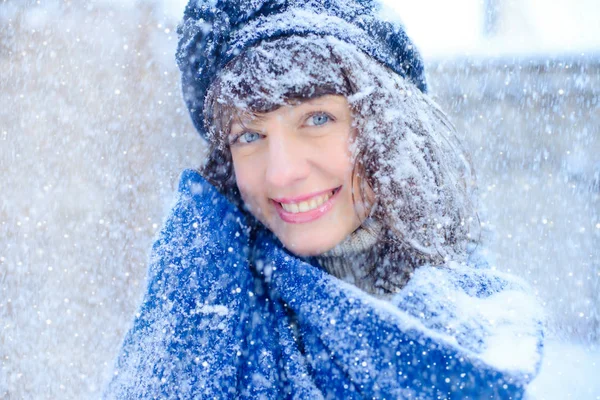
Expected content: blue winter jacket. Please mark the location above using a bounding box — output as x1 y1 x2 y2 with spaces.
104 169 544 399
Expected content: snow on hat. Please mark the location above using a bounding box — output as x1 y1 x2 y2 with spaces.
176 0 427 139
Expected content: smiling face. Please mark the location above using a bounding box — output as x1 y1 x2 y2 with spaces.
206 36 474 268
228 95 371 256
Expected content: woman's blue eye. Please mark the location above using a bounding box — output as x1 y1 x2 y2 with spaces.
239 132 261 144
309 113 330 126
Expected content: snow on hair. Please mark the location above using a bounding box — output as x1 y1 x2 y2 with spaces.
203 35 479 269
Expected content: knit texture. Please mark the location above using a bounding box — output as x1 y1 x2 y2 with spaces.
176 0 427 139
104 170 544 399
314 219 395 298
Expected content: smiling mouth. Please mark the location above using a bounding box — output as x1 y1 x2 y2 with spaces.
276 187 341 214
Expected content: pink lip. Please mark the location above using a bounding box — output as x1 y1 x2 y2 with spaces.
272 187 338 204
272 187 341 224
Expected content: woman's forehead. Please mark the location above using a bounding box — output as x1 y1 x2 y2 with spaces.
232 95 348 122
219 80 349 107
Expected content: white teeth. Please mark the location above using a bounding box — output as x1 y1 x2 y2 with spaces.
280 190 335 213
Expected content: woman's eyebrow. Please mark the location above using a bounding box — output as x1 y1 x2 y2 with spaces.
229 122 244 133
230 116 263 133
231 114 257 128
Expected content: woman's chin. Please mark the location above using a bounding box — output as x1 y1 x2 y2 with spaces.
263 202 363 257
278 232 342 257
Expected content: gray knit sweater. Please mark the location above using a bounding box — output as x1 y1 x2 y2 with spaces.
314 220 410 298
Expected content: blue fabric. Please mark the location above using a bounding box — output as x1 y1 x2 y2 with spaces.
176 0 427 139
104 170 539 399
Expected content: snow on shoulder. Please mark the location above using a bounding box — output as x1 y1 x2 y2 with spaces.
390 260 544 375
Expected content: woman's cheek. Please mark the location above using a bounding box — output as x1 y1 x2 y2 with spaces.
233 160 266 218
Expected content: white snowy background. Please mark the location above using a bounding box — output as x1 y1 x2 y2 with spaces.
1 0 598 398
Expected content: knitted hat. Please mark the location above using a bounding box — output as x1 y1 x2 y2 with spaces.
176 0 427 139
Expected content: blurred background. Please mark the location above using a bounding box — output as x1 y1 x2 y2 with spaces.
0 0 598 398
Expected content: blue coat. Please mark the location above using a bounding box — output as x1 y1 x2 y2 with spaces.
104 169 543 399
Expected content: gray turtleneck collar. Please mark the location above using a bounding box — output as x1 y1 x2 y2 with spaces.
314 219 407 298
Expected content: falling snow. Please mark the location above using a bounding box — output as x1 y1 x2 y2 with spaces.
1 0 599 399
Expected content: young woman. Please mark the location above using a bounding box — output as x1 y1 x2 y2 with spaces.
105 1 544 398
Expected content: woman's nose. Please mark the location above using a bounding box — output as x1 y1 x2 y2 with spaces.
265 135 311 189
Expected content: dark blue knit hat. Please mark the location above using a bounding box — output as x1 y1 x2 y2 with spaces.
176 0 427 139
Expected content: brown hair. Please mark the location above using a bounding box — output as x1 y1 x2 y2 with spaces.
201 35 479 285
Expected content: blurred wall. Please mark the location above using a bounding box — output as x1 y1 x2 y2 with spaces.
428 58 599 341
1 2 598 399
389 0 600 57
0 2 203 398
